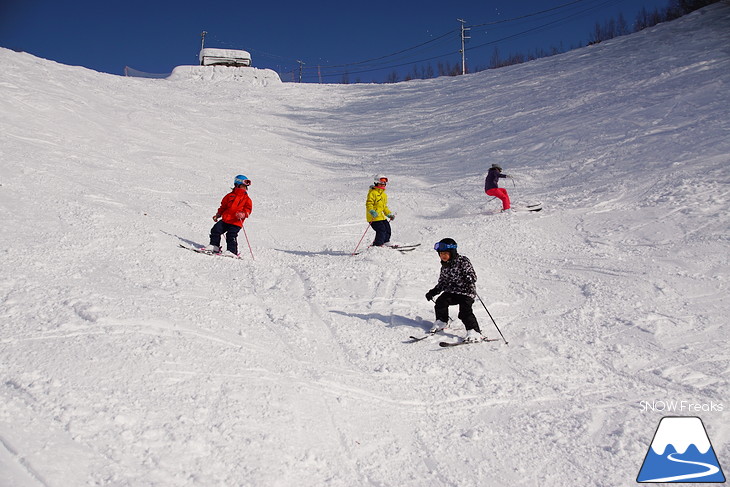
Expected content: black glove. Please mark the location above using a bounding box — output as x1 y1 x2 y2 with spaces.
425 288 439 301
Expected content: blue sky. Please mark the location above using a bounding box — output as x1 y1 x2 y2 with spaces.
1 0 671 82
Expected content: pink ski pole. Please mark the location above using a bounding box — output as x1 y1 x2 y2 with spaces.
242 225 254 260
351 224 371 255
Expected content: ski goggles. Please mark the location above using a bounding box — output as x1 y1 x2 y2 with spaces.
434 242 457 251
375 177 388 185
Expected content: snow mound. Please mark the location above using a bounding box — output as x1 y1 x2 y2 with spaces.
167 64 281 85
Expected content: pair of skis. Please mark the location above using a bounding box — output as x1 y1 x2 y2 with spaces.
385 243 420 252
353 243 421 255
513 202 542 212
408 333 500 347
178 244 241 259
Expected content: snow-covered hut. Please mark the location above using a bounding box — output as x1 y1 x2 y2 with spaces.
199 48 251 67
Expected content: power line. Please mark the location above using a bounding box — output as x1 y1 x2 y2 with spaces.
224 0 635 81
306 0 593 71
466 0 622 52
299 47 462 81
469 0 587 28
290 0 618 80
302 29 458 69
313 34 456 72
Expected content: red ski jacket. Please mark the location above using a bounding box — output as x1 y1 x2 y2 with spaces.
216 187 252 227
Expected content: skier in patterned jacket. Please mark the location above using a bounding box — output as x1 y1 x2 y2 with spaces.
205 175 253 257
425 238 484 342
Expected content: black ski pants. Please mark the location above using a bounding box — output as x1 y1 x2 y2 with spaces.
434 292 480 332
370 219 392 246
210 221 241 254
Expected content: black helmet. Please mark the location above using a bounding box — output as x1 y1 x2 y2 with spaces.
434 238 458 259
491 164 502 171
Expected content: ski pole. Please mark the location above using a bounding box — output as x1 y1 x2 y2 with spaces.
476 293 508 345
242 225 254 260
351 224 371 255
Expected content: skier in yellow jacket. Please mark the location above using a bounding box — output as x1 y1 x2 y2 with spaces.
366 174 395 246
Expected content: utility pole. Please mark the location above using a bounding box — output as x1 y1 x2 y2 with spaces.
457 19 470 75
297 60 305 83
200 31 207 66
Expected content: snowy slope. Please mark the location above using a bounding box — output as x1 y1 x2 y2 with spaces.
1 4 728 486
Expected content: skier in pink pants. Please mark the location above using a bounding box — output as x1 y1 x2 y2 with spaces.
484 164 512 211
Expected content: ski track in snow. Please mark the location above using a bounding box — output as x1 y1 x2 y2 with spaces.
1 4 729 486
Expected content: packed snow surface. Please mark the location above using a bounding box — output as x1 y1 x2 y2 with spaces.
1 4 728 486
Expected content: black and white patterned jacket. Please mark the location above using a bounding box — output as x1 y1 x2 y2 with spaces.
434 255 477 299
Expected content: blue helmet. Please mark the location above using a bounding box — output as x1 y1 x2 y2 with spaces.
434 238 457 251
434 238 458 259
234 174 251 187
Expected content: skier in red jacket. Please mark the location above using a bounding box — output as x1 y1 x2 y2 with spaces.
206 175 252 257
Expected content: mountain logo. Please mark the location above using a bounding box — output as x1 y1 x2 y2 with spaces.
637 416 725 483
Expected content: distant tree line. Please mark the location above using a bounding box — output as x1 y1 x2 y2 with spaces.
590 0 720 43
365 0 721 84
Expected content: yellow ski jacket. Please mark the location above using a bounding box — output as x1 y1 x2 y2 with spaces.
365 186 392 222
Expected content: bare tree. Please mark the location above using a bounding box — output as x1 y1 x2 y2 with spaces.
384 71 400 83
